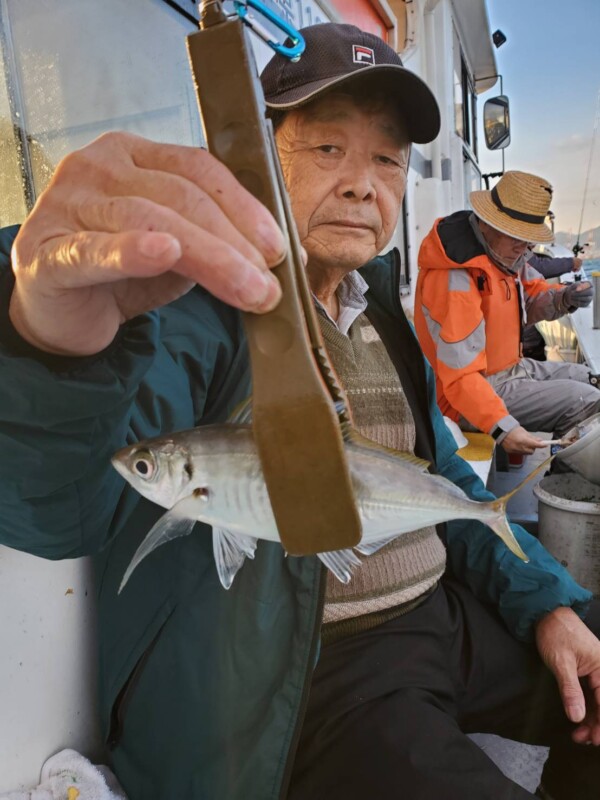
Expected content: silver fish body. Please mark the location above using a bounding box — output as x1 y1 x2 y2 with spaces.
112 423 533 591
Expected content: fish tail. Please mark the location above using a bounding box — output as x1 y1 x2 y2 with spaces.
484 451 554 563
499 452 555 503
487 498 529 562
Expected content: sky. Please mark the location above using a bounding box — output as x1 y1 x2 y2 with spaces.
478 0 600 238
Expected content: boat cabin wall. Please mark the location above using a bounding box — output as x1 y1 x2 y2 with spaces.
395 0 498 315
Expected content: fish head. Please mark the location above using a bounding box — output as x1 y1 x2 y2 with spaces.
111 439 194 508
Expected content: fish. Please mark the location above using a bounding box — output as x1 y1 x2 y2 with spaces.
112 408 551 593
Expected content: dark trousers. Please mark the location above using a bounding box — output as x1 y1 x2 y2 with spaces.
287 580 600 800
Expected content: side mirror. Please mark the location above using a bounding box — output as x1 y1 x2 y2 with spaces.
484 95 510 150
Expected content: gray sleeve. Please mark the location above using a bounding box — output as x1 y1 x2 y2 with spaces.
527 255 574 279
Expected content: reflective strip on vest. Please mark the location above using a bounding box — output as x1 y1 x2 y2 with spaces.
421 306 486 370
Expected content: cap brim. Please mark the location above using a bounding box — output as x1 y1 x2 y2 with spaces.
265 65 440 144
470 190 554 244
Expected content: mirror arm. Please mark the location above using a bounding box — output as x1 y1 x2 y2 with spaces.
475 73 503 94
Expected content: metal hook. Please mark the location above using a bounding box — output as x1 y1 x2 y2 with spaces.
233 0 305 61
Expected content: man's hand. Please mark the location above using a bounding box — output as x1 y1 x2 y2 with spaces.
561 280 593 311
9 132 285 356
536 606 600 745
501 426 548 455
572 257 583 272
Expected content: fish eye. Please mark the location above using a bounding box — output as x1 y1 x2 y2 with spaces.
132 451 155 480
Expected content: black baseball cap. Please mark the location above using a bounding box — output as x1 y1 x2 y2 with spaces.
260 23 440 144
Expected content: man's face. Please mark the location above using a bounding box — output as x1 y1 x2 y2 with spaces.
478 220 532 267
275 94 410 273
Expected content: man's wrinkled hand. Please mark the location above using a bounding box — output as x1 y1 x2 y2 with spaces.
10 132 285 357
501 426 548 455
536 606 600 745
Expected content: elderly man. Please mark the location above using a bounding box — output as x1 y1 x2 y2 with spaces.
1 22 600 800
415 172 599 455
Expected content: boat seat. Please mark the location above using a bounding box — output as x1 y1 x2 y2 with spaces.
456 432 496 463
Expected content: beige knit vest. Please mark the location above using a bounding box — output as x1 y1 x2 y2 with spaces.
319 312 446 626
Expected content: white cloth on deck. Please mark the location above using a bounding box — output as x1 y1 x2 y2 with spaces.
0 749 127 800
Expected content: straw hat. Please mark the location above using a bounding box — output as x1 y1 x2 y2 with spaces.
469 171 554 244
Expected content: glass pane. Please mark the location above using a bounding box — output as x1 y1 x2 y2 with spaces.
4 0 203 200
463 152 481 208
452 26 464 140
0 51 27 225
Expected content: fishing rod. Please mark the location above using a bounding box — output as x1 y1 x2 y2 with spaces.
573 88 600 257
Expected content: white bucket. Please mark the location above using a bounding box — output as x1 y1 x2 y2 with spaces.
555 412 600 485
543 345 579 363
534 474 600 595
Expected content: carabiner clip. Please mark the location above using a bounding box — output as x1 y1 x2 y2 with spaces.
233 0 305 61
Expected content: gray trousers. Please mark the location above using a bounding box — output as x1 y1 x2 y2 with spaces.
487 359 600 438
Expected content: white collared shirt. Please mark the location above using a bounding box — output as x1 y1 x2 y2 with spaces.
312 270 369 336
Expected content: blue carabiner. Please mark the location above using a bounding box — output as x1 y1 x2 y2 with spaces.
233 0 305 61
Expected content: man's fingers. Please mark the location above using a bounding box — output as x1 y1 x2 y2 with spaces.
107 167 276 270
555 663 586 723
35 228 281 312
129 137 287 265
77 194 284 296
34 230 183 289
572 723 592 744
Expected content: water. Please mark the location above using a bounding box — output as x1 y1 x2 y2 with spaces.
582 257 600 277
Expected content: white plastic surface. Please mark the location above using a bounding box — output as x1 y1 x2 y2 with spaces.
0 547 103 792
556 412 600 485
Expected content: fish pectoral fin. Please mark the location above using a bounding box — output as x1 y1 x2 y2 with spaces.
355 535 398 556
317 548 362 584
119 504 196 594
213 527 258 590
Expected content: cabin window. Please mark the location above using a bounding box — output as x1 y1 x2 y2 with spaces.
453 38 478 158
0 0 203 223
462 149 481 209
0 37 28 227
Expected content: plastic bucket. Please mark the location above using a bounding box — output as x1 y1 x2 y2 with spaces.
543 345 579 363
534 474 600 595
555 412 600 485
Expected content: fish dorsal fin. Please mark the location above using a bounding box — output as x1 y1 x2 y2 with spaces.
317 548 362 584
119 503 196 594
225 398 428 471
227 397 253 425
343 426 430 472
355 535 399 556
213 527 258 590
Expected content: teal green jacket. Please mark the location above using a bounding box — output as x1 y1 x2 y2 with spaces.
0 225 591 800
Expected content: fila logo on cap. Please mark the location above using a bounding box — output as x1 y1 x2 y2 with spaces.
352 45 375 65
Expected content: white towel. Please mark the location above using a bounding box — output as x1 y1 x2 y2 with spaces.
443 416 469 449
0 749 127 800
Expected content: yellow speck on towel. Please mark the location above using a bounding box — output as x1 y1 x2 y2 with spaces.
67 788 80 800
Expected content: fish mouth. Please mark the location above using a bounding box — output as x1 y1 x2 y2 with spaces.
111 451 130 479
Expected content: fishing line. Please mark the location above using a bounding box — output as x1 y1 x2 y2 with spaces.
574 88 600 254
